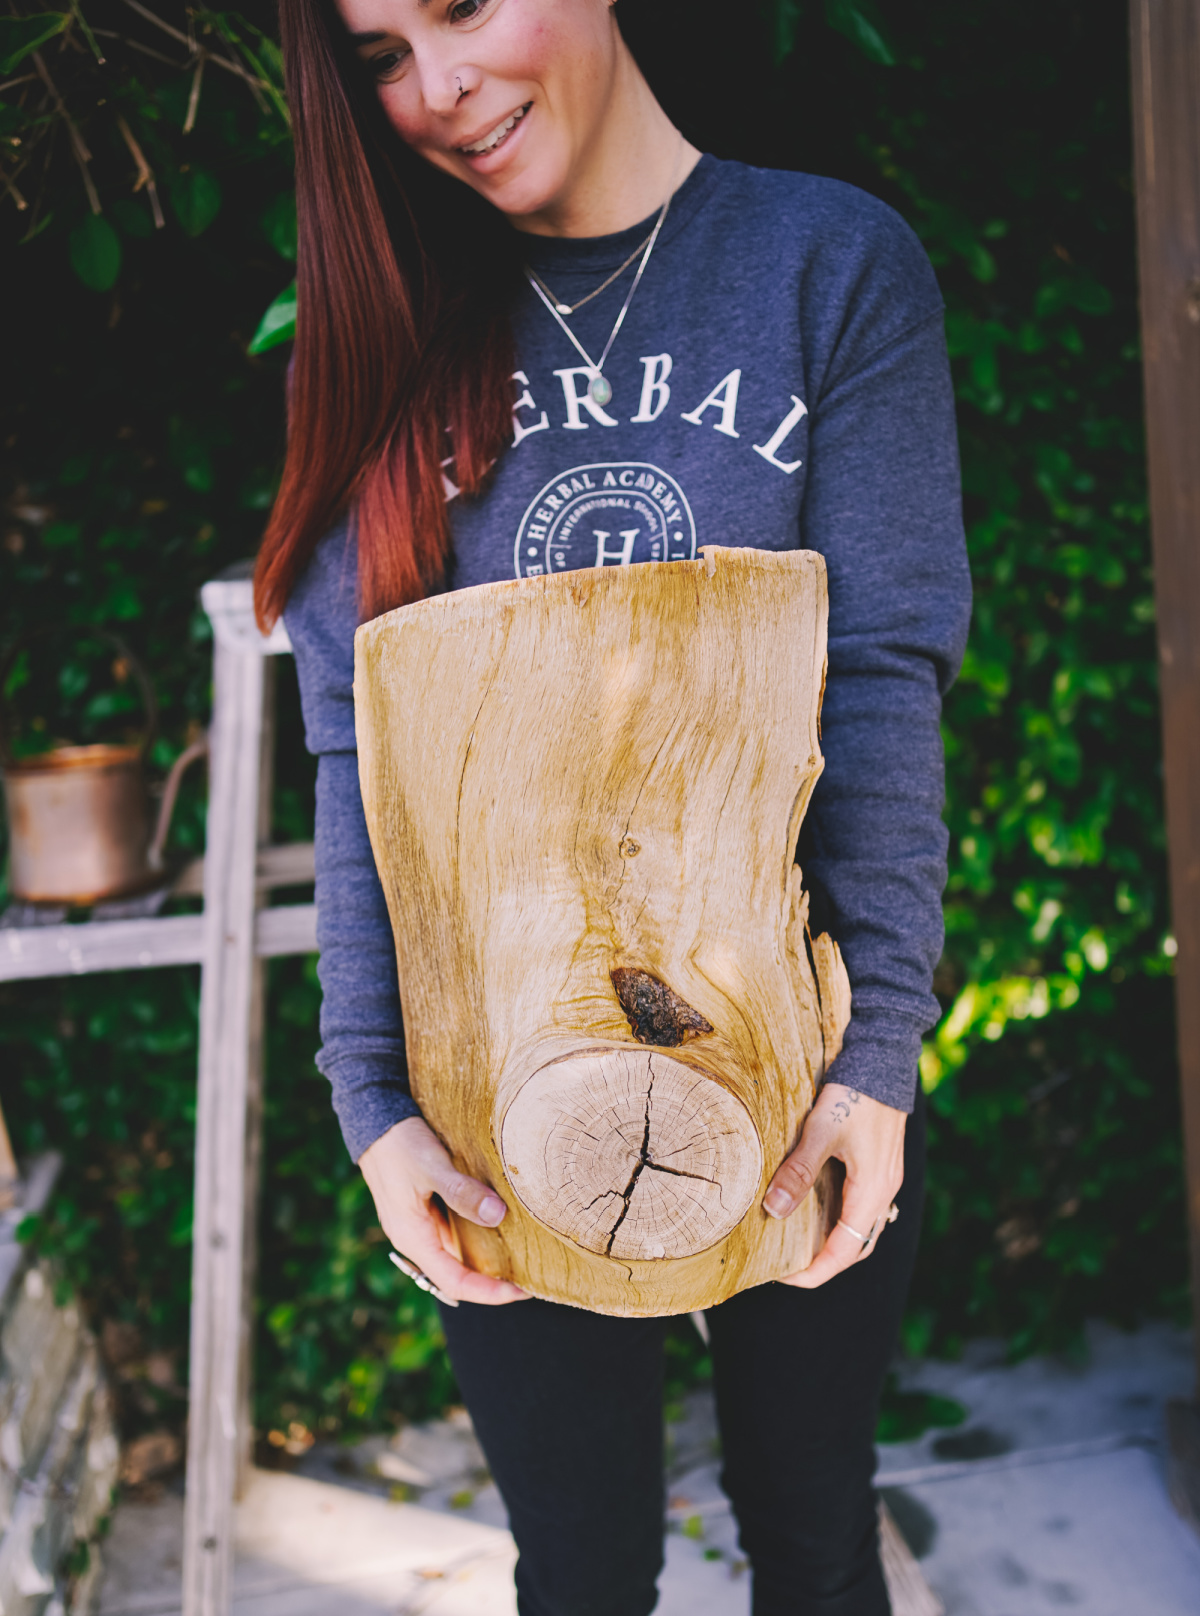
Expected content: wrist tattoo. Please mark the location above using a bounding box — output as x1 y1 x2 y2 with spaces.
830 1089 861 1126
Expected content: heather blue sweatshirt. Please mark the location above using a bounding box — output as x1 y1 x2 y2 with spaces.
286 155 972 1164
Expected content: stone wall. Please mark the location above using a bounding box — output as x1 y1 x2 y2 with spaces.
0 1156 120 1616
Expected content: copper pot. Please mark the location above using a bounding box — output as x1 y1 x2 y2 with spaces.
1 633 207 906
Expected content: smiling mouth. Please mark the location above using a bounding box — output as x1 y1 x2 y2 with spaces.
460 102 532 157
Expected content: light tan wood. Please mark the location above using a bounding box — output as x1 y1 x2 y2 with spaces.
0 1097 17 1210
500 1046 763 1261
879 1502 945 1616
172 840 316 897
0 906 315 982
355 546 851 1316
184 579 284 1616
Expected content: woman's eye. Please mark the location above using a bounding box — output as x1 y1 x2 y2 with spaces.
368 48 409 82
449 0 489 22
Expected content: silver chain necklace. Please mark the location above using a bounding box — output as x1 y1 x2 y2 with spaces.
528 228 655 317
524 140 684 408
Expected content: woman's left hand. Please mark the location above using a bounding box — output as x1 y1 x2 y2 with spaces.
762 1082 906 1288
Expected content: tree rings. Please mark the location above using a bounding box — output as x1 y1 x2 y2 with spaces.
499 1048 764 1262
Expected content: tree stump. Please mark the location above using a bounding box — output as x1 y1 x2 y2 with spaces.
355 546 850 1316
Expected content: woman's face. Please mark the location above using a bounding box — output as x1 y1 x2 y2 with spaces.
335 0 622 224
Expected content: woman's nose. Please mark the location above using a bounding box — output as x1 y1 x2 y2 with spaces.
417 54 482 118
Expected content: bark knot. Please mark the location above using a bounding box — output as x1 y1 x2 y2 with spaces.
610 967 713 1047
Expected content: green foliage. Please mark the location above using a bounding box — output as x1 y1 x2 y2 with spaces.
69 213 121 290
762 1 895 68
0 0 1186 1454
169 168 223 237
0 12 69 75
260 190 296 260
254 958 460 1433
838 0 1184 1350
248 278 296 355
823 0 895 67
875 1373 966 1444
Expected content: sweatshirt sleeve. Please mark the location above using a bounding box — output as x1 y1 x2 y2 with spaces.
313 751 422 1159
799 297 972 1112
285 527 422 1162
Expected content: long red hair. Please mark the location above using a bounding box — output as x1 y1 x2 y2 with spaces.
253 0 519 628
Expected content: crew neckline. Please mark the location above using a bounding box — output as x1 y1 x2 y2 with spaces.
517 152 722 276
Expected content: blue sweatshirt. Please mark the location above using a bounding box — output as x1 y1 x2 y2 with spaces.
285 154 972 1164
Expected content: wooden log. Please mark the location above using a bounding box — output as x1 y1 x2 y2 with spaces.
355 546 849 1316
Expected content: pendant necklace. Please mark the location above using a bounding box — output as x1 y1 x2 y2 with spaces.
525 139 684 409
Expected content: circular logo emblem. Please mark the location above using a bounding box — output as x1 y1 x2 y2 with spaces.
513 462 697 579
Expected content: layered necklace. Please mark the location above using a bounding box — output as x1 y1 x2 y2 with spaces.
524 140 684 408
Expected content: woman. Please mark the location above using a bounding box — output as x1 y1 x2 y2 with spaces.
259 2 971 1611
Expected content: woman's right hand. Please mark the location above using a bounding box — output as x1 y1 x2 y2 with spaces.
359 1117 529 1306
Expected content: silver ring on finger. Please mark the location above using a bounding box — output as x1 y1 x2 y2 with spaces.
388 1250 460 1308
837 1217 871 1246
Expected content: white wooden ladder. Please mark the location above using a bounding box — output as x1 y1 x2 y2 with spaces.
0 567 314 1615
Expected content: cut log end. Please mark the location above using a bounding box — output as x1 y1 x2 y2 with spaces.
500 1048 763 1262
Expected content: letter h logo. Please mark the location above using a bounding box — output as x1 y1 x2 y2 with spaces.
593 529 639 567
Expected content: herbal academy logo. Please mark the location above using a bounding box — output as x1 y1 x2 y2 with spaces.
513 462 697 579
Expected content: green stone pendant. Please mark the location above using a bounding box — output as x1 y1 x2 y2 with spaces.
589 373 613 407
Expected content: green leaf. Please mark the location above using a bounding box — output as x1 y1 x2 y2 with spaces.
765 0 803 65
0 12 69 76
824 0 896 66
261 191 297 261
170 168 222 237
248 280 297 354
68 214 121 291
876 1374 967 1443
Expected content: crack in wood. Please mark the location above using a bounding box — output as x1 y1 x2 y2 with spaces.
643 1159 716 1184
599 1066 722 1251
604 1071 654 1254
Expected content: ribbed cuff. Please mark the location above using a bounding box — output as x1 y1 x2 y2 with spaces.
822 1008 924 1112
316 1049 425 1162
336 1083 423 1164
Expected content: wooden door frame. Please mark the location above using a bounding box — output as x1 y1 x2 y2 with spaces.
1129 0 1200 1406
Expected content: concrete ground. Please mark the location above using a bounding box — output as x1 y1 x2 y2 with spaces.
96 1321 1200 1616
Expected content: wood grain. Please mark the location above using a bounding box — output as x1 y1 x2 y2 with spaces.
355 546 850 1315
1130 0 1200 1400
0 904 315 983
0 1098 15 1211
500 1046 763 1262
184 580 283 1616
879 1502 945 1616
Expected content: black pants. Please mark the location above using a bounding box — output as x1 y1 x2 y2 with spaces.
440 1093 925 1616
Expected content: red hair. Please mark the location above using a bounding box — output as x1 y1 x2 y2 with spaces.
254 0 517 628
